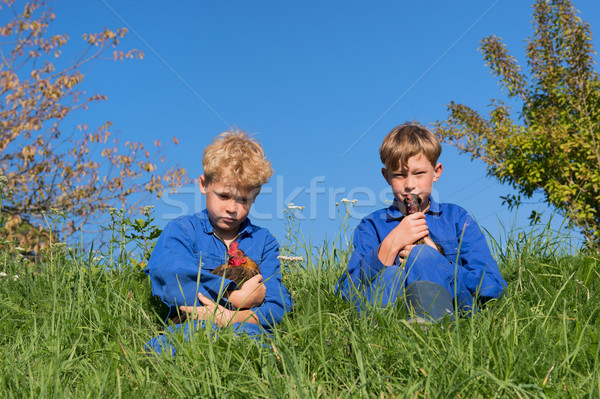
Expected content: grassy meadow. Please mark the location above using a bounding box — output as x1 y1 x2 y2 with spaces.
0 213 599 398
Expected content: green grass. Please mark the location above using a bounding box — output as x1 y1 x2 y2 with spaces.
0 224 599 398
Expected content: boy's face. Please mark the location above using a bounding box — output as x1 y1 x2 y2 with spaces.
382 152 442 209
199 175 259 240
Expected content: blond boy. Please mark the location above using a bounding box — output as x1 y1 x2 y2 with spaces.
146 130 292 354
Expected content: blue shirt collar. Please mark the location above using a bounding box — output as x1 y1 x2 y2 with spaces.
386 197 442 219
429 197 442 214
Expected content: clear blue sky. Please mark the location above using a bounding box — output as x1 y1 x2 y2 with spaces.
42 0 600 248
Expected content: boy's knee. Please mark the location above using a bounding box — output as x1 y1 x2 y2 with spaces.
405 280 454 322
404 245 447 277
404 245 455 293
382 265 405 279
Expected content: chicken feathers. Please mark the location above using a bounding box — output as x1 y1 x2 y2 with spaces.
404 194 445 256
211 242 260 286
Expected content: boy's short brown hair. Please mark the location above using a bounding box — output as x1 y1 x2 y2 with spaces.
379 123 441 171
203 129 273 188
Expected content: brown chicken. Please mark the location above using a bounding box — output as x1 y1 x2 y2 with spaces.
170 243 260 324
405 194 445 256
211 241 260 286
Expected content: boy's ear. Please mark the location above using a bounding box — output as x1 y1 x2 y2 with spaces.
381 168 391 185
199 175 207 194
433 163 443 182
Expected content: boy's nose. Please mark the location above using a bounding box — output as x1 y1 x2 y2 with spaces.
405 175 416 189
225 199 237 213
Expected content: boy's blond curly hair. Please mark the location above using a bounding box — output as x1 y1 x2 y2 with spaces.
202 129 273 188
379 123 441 171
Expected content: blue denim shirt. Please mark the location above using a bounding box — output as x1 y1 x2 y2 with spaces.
338 198 506 302
145 210 293 329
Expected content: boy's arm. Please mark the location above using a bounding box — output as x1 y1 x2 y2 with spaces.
342 212 429 286
225 274 266 309
145 218 236 308
249 234 293 327
455 211 507 300
345 218 385 284
180 274 271 326
337 215 398 301
181 292 261 326
182 233 292 327
342 213 425 286
378 212 429 265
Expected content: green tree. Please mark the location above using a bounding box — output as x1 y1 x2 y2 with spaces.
0 0 188 254
436 0 600 249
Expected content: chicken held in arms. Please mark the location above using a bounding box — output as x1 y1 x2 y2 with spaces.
211 241 260 286
405 193 445 256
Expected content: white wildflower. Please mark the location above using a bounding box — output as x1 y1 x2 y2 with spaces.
0 272 7 278
287 203 305 210
341 198 358 204
13 275 19 281
278 255 304 261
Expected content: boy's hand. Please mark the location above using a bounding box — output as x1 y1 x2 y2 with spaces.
398 244 415 259
378 212 429 266
399 236 438 259
180 293 233 327
225 274 266 309
421 235 439 251
180 292 260 326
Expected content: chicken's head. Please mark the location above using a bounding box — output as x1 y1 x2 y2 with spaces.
227 242 247 267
